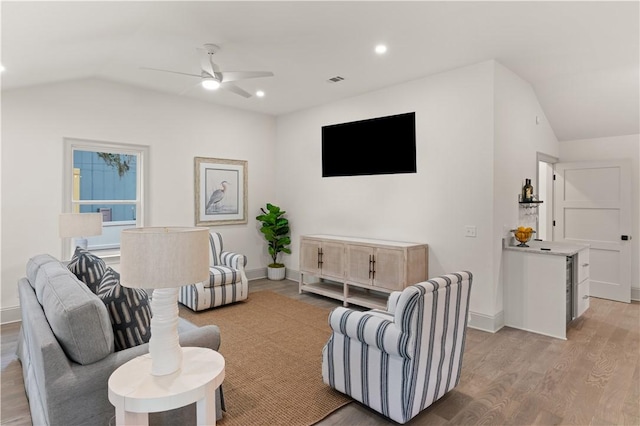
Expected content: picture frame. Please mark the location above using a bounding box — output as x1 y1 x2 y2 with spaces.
194 157 248 226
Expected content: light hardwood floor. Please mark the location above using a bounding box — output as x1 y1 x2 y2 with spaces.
2 278 639 425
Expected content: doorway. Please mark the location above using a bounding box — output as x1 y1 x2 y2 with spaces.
536 152 557 241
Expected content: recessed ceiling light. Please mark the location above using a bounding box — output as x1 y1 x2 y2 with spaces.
375 44 387 55
0 64 5 72
256 90 265 98
201 78 220 90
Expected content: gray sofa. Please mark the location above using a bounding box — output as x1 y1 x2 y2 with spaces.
16 254 223 426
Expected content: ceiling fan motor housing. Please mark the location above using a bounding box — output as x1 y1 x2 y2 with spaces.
203 43 220 55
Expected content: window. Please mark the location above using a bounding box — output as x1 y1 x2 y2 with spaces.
63 138 148 259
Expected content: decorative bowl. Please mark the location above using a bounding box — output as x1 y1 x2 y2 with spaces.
511 227 536 247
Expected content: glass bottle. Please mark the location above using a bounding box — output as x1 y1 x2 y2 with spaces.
522 179 533 202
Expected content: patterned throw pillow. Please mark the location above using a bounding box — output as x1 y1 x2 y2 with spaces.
97 267 152 351
67 247 107 293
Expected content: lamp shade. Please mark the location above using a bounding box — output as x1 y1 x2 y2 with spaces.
59 213 103 238
120 227 209 289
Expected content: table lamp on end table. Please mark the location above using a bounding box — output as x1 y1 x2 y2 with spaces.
120 226 209 376
59 212 103 250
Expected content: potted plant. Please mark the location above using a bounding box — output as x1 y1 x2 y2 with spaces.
256 203 291 280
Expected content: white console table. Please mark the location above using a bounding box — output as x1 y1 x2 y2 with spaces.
299 235 428 309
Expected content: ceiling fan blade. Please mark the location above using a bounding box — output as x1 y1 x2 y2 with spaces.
178 81 201 96
220 71 274 83
222 82 252 98
140 67 201 78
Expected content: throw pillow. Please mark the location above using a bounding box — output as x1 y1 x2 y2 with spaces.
97 267 152 351
67 247 107 293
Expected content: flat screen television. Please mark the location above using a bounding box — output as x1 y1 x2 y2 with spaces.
321 112 416 177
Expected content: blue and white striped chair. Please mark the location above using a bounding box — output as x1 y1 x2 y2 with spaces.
322 271 472 424
179 231 248 311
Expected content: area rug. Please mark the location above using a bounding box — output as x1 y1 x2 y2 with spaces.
178 290 352 426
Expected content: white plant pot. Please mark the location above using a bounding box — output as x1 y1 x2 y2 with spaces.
267 266 286 280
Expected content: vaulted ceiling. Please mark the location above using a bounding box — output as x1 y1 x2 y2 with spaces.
2 1 638 141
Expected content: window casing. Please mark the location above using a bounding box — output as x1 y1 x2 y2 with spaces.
63 138 149 259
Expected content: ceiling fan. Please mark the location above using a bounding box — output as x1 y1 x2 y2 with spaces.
141 43 274 98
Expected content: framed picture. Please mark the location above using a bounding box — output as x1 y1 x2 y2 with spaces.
194 157 248 226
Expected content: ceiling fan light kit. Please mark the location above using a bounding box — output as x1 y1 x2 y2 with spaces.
142 43 273 99
201 77 220 90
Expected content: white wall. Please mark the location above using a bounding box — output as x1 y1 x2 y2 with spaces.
493 62 560 317
275 60 559 328
1 79 277 317
559 134 640 298
276 61 498 322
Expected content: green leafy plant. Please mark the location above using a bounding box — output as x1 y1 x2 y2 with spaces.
256 203 291 268
97 153 134 178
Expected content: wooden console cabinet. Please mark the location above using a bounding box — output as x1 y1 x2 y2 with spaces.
299 235 428 309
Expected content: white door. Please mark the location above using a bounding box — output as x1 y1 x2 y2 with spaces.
554 160 632 303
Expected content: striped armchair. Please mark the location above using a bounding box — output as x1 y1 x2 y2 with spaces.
322 271 472 424
179 231 248 311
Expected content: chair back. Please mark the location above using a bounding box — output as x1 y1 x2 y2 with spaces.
396 271 472 416
209 232 223 266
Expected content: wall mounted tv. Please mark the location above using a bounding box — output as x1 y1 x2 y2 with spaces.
321 112 416 177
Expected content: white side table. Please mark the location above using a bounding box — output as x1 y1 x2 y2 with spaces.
108 347 225 426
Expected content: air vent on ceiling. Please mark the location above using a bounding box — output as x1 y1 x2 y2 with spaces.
327 76 345 83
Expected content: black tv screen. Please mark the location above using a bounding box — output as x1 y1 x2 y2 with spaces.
321 112 416 177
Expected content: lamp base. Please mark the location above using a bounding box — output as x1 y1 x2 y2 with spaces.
149 288 182 376
74 238 88 250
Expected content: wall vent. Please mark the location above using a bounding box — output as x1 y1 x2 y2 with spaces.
327 76 345 83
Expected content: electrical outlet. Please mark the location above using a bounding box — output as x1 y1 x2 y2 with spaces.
465 226 477 238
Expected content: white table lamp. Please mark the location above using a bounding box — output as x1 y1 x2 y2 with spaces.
59 213 103 249
120 227 209 376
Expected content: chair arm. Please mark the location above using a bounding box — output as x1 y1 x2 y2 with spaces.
386 291 402 314
328 307 410 358
220 251 247 270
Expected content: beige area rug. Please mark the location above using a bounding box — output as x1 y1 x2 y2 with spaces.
178 290 352 426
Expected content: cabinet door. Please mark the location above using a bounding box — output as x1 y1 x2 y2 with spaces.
300 239 321 275
346 245 374 285
373 248 405 291
576 278 590 317
320 241 345 280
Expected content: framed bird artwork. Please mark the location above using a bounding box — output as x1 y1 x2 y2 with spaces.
194 157 248 226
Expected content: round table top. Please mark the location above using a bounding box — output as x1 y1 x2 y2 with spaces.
108 346 225 413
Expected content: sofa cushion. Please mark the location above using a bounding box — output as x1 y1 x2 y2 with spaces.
26 254 59 288
35 261 76 305
97 267 152 351
67 247 107 293
40 268 114 365
205 266 241 288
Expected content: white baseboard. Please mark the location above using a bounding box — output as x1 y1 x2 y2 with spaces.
631 286 640 301
247 268 300 282
246 267 267 281
468 310 504 333
286 269 300 281
1 306 22 325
